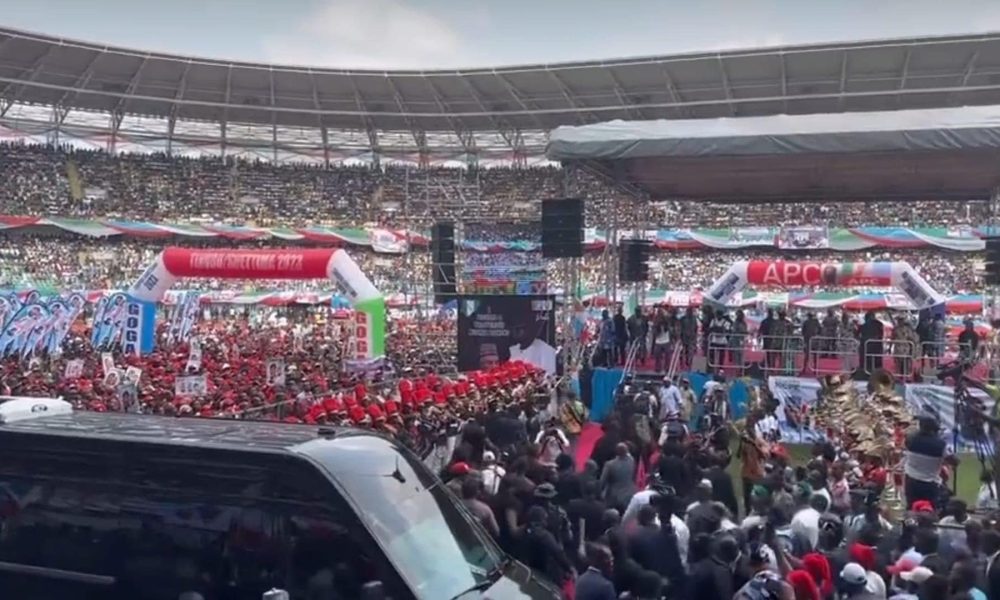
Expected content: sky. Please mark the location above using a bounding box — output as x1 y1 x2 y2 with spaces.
2 0 1000 70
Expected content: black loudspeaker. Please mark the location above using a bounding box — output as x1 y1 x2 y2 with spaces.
618 239 652 282
986 237 1000 286
542 198 584 258
432 222 456 303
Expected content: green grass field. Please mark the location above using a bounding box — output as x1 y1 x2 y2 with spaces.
726 445 984 508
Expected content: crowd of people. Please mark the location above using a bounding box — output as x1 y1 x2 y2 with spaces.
0 233 984 299
0 142 992 231
4 139 1000 599
426 356 1000 600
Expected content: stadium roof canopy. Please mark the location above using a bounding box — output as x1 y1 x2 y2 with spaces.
547 106 1000 201
4 27 1000 160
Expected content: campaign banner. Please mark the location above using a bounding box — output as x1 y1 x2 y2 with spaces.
0 303 50 358
63 359 83 380
266 359 286 387
457 294 557 375
186 337 203 372
92 292 129 348
121 296 156 357
175 374 208 397
746 261 894 288
370 228 408 254
768 376 993 450
117 383 139 413
124 366 143 386
777 226 830 249
103 368 123 388
101 353 114 377
0 296 13 330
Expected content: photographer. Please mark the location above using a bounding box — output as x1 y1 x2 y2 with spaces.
902 414 947 510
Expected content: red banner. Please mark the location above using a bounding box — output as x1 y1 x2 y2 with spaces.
161 248 333 280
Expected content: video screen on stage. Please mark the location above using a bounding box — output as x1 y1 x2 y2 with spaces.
457 295 557 375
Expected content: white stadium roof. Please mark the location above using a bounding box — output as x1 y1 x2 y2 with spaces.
4 27 1000 160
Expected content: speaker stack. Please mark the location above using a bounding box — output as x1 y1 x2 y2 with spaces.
431 221 456 304
541 198 584 258
986 237 1000 286
618 238 652 282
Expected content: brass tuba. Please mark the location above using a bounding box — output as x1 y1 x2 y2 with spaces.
868 368 895 397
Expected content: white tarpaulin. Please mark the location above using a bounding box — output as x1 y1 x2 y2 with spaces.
547 105 1000 161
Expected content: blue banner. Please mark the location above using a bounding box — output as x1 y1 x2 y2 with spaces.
121 296 156 356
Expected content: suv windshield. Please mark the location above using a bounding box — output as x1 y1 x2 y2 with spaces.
302 435 503 600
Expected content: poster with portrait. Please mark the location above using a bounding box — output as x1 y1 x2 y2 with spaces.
63 359 84 380
777 225 830 249
186 337 202 373
456 295 556 375
266 358 286 387
101 352 115 377
175 374 207 398
124 366 143 386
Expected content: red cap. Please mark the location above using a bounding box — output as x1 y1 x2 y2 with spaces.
367 404 385 421
910 500 935 513
449 462 471 476
349 405 367 424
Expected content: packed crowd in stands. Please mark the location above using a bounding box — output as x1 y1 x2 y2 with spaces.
0 234 981 298
0 141 992 230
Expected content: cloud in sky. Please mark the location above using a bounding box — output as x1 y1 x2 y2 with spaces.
261 0 470 69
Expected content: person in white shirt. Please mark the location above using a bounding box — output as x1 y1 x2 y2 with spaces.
791 493 829 552
508 312 557 374
622 485 689 566
480 451 506 495
658 377 683 421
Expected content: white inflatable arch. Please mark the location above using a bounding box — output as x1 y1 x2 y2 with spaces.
705 260 945 309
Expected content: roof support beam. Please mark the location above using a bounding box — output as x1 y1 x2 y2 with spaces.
779 53 788 113
110 55 150 117
457 76 528 153
660 66 686 117
961 51 980 86
0 98 11 118
345 75 380 159
716 56 737 116
494 72 548 129
545 69 592 124
221 65 232 157
898 48 912 90
384 75 429 163
54 51 103 108
3 44 59 101
424 76 476 156
838 52 849 109
168 61 194 124
607 70 642 120
270 67 278 162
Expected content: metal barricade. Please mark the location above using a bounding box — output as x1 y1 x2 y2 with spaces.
807 335 859 376
758 334 805 376
705 332 752 376
863 338 918 381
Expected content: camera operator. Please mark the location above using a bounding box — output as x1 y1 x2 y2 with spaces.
903 414 948 510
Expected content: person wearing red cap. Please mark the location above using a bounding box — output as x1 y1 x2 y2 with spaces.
848 542 884 598
786 569 820 600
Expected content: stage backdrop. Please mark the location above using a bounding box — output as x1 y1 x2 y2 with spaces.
457 295 557 375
